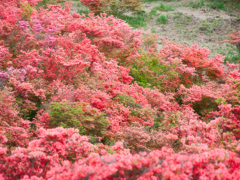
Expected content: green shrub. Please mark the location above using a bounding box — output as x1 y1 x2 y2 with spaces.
157 14 168 24
150 9 157 15
119 14 147 28
48 101 110 138
192 97 219 117
116 94 142 109
118 51 177 91
20 2 34 21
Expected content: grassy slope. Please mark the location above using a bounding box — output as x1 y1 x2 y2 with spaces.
66 0 240 63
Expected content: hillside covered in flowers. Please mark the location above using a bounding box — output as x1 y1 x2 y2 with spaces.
0 0 240 179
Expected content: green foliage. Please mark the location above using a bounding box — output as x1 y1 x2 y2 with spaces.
187 0 226 11
215 97 223 104
220 46 240 64
215 97 227 105
207 0 227 10
48 101 110 138
153 112 163 130
113 94 155 121
77 2 82 7
77 9 90 16
14 95 41 121
130 54 163 88
20 2 34 21
192 97 219 117
36 0 66 8
214 1 226 10
154 3 174 11
157 14 168 24
36 0 48 8
117 94 142 109
27 110 38 121
119 14 147 28
188 0 205 9
118 51 177 91
150 9 157 15
224 54 240 64
61 1 65 8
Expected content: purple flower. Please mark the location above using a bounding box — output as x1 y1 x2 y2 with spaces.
30 18 44 33
0 71 10 80
0 67 27 82
32 23 44 32
30 18 40 24
19 21 29 29
47 35 56 44
19 21 29 33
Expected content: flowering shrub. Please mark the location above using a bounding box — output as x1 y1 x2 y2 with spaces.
0 0 240 179
217 30 240 53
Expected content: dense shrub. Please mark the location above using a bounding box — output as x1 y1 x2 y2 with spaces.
48 101 110 138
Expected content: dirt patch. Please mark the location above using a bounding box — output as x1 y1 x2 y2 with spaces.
172 7 235 20
69 0 88 13
140 0 240 58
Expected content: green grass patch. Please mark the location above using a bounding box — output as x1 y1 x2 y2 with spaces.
119 14 147 28
154 3 175 11
150 8 158 15
224 54 240 63
174 14 193 26
77 9 90 16
77 2 82 7
188 0 205 9
207 0 226 11
157 14 168 24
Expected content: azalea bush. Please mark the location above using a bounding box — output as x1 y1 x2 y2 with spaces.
0 0 240 179
218 30 240 53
